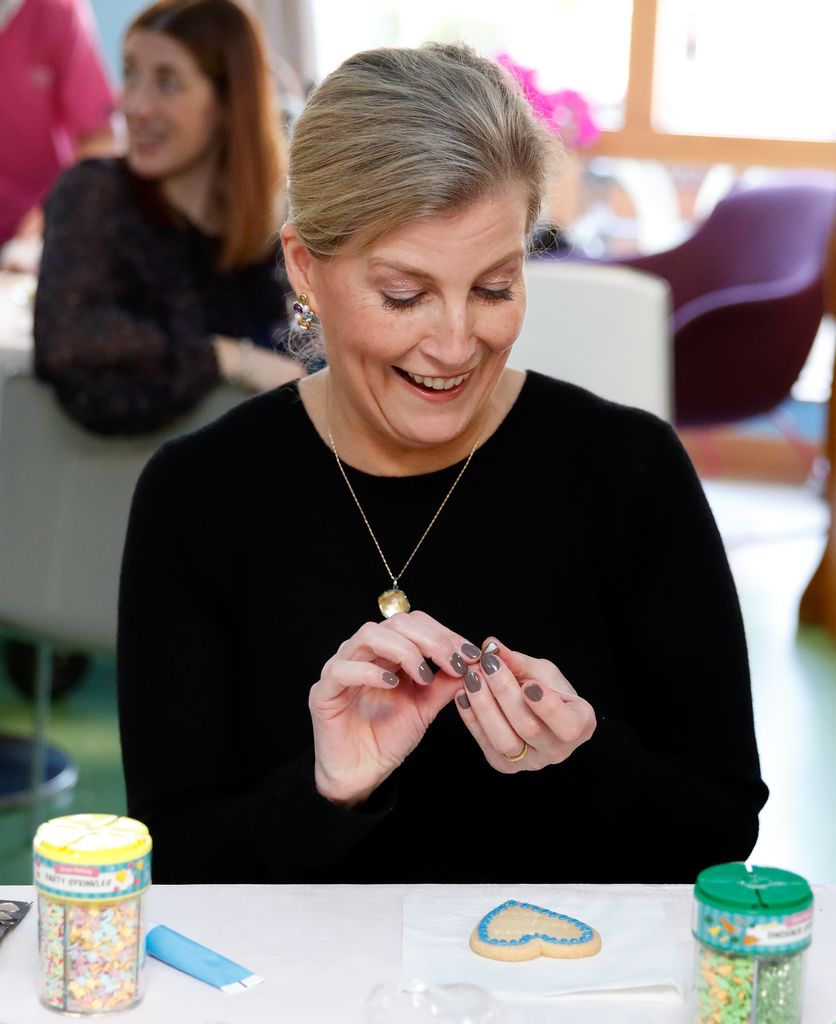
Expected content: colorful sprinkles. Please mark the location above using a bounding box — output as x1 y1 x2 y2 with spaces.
38 897 145 1012
695 945 805 1024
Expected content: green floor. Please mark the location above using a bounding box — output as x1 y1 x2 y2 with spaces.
1 480 835 885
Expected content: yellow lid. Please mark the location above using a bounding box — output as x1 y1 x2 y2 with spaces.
33 814 152 866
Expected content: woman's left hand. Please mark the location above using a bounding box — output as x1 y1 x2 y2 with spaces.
454 637 596 773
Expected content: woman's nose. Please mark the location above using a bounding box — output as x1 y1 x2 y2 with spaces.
121 83 153 119
427 301 476 368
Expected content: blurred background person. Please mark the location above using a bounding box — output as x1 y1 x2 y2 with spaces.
33 0 302 437
0 0 117 272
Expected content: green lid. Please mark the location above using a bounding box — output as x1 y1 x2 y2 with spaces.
695 862 812 916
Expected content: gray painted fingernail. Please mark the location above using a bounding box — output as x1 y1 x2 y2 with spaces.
418 660 435 683
450 651 467 675
461 642 481 659
481 653 500 675
457 692 471 709
465 670 481 693
524 683 543 702
482 641 499 657
382 671 399 686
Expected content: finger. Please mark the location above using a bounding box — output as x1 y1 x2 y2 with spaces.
481 637 578 699
454 689 537 771
465 658 547 755
519 680 597 747
312 661 403 706
324 622 434 692
383 609 481 680
482 639 594 750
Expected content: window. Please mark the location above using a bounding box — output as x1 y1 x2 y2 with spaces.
311 0 633 130
653 0 836 142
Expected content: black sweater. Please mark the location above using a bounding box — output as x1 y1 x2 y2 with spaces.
34 158 291 436
117 371 767 883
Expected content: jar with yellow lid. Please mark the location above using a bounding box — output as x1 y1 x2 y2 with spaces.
33 814 152 1014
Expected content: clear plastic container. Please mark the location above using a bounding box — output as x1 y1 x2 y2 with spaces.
33 814 152 1014
692 862 813 1024
365 980 502 1022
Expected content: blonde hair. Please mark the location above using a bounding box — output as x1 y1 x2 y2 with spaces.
286 42 558 260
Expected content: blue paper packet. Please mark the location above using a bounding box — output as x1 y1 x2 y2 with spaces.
146 924 265 994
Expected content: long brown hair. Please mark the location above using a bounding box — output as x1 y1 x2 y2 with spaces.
128 0 285 270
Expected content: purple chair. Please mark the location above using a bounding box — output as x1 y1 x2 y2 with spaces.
565 185 836 427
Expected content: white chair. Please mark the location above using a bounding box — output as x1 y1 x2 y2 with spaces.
0 371 247 812
511 259 673 421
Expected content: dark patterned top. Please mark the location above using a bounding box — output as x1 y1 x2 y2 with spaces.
34 158 291 435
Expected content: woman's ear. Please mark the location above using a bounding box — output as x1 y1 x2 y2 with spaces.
281 224 318 307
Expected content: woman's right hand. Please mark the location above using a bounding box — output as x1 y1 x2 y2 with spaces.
310 611 482 808
214 335 303 391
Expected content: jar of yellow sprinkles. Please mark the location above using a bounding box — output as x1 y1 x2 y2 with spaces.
692 862 813 1024
33 814 152 1014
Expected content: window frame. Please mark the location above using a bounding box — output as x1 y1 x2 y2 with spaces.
588 0 836 169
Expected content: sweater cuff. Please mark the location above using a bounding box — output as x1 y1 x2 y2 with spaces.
565 715 647 791
250 747 397 869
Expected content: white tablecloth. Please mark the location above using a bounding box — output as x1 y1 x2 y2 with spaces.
0 883 833 1023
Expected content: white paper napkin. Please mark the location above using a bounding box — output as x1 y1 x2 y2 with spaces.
402 891 686 1001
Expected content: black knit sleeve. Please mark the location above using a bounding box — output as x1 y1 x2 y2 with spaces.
116 437 395 882
33 160 219 435
561 410 768 880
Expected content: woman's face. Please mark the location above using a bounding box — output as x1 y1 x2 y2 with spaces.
121 29 222 182
290 186 530 458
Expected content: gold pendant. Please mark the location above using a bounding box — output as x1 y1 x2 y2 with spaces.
378 588 410 618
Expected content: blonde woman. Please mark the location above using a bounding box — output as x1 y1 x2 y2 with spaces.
118 43 767 883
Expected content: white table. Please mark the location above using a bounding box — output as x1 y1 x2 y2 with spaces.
0 884 834 1023
0 271 35 374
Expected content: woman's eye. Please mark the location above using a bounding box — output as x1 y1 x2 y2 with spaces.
158 74 181 94
382 293 423 311
477 287 514 302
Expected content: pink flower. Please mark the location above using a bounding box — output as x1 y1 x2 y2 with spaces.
496 53 601 149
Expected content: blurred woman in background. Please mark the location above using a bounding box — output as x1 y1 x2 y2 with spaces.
34 0 301 436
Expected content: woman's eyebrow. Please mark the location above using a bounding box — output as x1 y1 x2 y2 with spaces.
368 250 524 281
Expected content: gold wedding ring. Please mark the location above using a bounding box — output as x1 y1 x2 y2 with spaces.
502 741 528 763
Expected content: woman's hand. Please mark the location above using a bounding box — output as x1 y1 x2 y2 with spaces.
310 611 482 807
454 638 596 773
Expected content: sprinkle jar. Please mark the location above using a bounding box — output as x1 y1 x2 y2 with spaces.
33 814 152 1014
692 862 813 1024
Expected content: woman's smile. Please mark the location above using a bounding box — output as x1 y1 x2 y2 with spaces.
394 366 472 398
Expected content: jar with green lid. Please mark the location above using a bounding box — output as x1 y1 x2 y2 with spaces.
33 814 152 1014
692 862 813 1024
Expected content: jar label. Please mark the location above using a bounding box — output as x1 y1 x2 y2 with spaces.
692 901 813 956
34 853 151 900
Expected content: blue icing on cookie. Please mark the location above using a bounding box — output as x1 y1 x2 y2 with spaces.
477 899 594 946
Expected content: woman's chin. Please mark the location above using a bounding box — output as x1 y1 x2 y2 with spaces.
125 152 167 180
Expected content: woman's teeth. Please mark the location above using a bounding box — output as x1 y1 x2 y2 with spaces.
405 371 469 391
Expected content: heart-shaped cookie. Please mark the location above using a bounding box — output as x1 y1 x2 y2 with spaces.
470 899 601 961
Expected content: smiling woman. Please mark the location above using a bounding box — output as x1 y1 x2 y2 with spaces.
284 189 529 472
117 41 768 885
33 0 301 435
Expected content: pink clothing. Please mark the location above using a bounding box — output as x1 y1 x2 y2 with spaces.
0 0 115 243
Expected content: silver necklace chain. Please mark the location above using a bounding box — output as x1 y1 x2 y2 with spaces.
327 428 479 588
